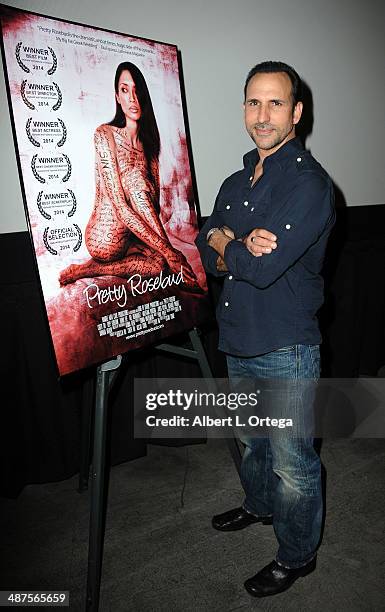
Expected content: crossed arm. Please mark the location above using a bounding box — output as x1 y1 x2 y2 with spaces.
196 173 334 288
208 226 277 271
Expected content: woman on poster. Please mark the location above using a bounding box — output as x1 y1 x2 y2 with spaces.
59 61 199 289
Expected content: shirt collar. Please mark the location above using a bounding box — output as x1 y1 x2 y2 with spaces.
243 137 303 171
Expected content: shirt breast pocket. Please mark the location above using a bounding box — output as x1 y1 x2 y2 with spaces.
215 200 240 232
240 202 269 236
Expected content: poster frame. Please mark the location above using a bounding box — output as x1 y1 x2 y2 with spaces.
0 3 209 377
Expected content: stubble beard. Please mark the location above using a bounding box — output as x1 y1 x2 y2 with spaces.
249 123 294 151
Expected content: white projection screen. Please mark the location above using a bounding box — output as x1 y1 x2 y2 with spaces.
1 0 384 235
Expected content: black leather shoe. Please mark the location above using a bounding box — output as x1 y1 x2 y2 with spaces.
212 507 273 531
244 557 317 597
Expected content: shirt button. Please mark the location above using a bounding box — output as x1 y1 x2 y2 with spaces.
228 275 233 280
286 224 291 229
224 301 229 307
226 205 231 210
243 201 248 206
251 207 254 212
296 157 302 162
249 176 253 181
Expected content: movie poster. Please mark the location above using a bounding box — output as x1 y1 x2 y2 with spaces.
0 5 209 375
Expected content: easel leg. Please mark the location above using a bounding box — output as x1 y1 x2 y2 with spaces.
78 375 94 493
188 328 213 378
86 356 121 612
189 328 242 474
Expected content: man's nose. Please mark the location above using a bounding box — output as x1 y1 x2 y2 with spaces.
257 104 270 124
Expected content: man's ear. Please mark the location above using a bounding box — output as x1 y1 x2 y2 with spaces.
293 101 303 125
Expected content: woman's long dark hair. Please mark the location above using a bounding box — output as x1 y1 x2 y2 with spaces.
109 62 160 164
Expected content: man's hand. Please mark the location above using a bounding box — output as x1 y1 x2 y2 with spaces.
216 255 228 272
221 225 235 240
207 228 233 271
244 228 277 257
209 227 233 271
208 228 233 260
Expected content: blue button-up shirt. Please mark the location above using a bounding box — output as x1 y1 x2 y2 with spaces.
196 137 335 356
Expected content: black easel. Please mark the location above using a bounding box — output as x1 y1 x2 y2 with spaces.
86 355 121 612
85 328 241 612
78 375 94 493
157 329 242 472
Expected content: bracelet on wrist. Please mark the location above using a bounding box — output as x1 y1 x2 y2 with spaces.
206 227 221 243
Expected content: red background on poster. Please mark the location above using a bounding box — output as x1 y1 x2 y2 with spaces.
0 5 209 375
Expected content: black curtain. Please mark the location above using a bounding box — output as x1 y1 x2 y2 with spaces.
1 204 384 497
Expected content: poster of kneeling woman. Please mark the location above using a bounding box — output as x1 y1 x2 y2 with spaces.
0 4 210 375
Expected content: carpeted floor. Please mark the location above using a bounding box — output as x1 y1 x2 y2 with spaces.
0 438 384 611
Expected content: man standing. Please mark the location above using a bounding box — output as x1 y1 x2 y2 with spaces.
196 61 335 598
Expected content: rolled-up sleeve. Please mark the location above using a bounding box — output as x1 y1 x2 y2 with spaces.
223 172 335 288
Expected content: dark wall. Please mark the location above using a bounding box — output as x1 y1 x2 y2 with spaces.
1 204 385 496
320 204 385 376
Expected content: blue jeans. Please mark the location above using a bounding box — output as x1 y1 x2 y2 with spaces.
226 344 322 569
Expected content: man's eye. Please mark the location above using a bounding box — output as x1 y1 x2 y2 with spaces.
272 100 282 106
248 100 258 106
